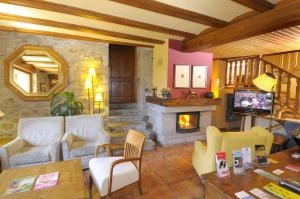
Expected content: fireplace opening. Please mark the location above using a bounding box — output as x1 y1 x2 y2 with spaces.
176 111 200 133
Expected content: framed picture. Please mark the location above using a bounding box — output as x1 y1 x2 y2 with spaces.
174 64 190 88
192 65 208 88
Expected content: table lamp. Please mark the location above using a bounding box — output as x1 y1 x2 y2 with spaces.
253 73 278 92
95 92 103 113
253 72 278 130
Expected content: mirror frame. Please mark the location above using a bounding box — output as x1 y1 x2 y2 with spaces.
4 45 68 101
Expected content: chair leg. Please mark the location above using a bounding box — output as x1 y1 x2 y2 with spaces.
200 175 205 199
89 174 93 199
138 181 143 195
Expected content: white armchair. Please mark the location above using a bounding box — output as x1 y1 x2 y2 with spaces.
0 116 64 170
62 114 111 169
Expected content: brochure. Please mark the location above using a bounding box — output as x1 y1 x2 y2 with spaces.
255 145 268 166
285 164 300 172
215 151 230 177
242 147 252 169
233 150 246 175
4 176 36 195
33 172 59 190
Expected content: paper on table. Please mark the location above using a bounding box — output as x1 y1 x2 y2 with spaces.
250 188 273 199
272 169 284 176
235 191 254 199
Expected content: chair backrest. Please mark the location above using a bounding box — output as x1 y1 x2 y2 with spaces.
206 126 273 167
65 114 105 142
18 116 64 146
124 130 145 168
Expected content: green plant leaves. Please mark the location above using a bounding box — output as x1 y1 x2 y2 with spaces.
50 91 84 116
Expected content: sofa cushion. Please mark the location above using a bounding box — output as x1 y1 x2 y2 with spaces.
89 157 139 197
70 141 100 158
18 116 64 147
9 147 50 166
65 114 104 142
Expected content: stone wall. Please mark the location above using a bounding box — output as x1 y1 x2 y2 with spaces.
136 47 153 114
0 31 109 139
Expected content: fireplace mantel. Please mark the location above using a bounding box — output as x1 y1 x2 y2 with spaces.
146 96 221 107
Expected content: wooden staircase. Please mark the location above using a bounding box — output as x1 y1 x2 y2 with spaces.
225 55 300 119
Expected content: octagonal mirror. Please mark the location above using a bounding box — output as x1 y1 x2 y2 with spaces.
4 45 68 100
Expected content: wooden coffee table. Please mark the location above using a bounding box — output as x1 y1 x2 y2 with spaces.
0 159 87 199
203 147 300 199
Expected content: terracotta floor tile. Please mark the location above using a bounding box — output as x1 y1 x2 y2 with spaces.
155 168 186 184
141 171 165 193
139 185 181 199
171 179 203 199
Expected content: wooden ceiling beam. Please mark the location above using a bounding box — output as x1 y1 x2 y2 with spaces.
13 61 37 74
183 0 300 52
1 0 196 38
111 0 228 28
232 0 275 12
0 25 154 48
0 13 164 44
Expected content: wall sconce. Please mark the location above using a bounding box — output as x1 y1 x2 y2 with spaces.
95 92 103 114
0 110 5 118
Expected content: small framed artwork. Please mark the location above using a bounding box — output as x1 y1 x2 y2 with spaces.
174 64 190 88
192 65 208 88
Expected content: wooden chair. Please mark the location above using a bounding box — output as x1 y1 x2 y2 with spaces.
88 129 145 198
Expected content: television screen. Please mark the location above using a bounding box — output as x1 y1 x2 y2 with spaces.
233 90 274 113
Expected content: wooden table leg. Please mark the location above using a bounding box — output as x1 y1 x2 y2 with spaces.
240 115 246 131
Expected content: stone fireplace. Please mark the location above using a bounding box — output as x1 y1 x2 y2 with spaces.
146 97 221 146
176 112 200 133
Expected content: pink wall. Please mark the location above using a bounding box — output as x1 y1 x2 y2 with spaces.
167 40 213 98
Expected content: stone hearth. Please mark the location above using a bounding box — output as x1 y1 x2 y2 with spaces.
147 102 217 146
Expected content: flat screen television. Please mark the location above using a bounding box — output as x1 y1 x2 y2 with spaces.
233 89 274 114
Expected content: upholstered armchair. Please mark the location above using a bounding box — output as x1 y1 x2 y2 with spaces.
62 114 111 169
192 126 274 176
0 116 64 170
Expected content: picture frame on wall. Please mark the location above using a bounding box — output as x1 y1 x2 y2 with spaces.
192 65 208 88
174 64 190 88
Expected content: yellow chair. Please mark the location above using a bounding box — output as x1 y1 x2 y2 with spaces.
192 126 273 176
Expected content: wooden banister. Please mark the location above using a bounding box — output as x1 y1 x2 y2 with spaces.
225 54 300 119
286 76 291 107
294 79 300 117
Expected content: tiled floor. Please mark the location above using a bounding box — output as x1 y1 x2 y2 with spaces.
83 143 204 199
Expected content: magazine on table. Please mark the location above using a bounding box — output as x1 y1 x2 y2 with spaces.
4 176 36 195
216 151 230 177
34 172 59 190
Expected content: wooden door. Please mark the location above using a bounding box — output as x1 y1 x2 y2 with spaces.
109 44 136 104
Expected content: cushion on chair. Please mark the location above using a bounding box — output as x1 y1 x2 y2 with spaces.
9 147 50 166
70 141 100 158
65 114 104 142
18 116 64 147
89 157 139 197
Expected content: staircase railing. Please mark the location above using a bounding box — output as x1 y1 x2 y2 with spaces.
225 56 300 119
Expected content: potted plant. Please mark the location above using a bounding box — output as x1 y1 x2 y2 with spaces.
161 88 172 99
50 91 84 116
